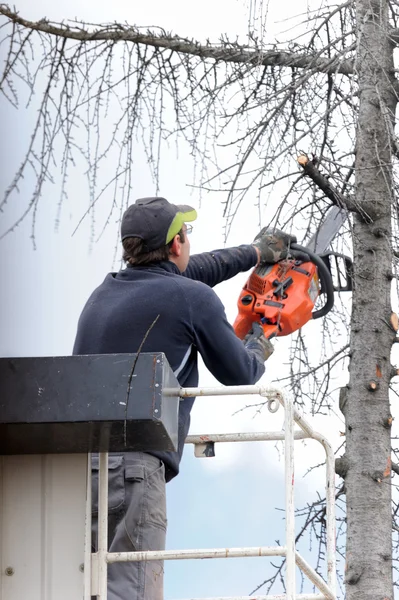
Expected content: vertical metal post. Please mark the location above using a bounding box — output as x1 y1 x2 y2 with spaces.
84 454 92 600
97 452 109 599
293 403 337 599
284 395 296 599
322 441 337 597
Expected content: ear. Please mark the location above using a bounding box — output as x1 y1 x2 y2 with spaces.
170 234 182 257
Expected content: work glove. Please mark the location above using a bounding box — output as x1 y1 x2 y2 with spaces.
244 322 274 362
252 227 297 264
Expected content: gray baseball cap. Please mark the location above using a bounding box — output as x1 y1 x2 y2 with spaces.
121 197 197 251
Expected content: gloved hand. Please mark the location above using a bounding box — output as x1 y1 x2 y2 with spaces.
244 322 274 362
252 227 297 264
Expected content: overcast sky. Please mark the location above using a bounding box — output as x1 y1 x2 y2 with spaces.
0 0 347 597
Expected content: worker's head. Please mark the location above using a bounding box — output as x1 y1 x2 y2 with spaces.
121 197 197 272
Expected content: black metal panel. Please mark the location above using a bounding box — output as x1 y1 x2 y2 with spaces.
0 353 180 455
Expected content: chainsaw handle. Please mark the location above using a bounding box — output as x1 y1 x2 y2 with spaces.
290 243 335 319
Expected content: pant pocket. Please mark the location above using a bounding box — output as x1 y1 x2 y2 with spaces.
92 455 125 514
144 462 167 531
123 460 167 542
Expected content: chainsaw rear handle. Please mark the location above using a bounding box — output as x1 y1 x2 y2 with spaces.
290 243 335 319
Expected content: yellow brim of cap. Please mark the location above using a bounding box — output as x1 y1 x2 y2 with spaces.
166 208 197 244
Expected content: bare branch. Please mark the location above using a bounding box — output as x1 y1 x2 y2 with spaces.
297 154 358 212
0 4 355 76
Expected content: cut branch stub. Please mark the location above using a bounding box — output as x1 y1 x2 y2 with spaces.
297 155 309 167
382 415 393 428
296 155 357 212
372 458 391 483
367 380 379 392
336 455 349 479
390 312 399 332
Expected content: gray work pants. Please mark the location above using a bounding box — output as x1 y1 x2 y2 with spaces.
91 452 167 600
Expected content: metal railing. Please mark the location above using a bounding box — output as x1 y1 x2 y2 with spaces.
87 386 337 600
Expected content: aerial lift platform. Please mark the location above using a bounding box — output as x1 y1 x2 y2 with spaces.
0 353 337 600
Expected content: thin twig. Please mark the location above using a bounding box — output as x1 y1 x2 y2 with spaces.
123 314 160 445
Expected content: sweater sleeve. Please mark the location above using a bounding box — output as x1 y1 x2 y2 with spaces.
182 245 258 288
189 282 265 385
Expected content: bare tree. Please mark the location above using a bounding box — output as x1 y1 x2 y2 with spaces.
1 1 399 598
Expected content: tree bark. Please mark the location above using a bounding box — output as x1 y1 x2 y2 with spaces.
343 0 396 597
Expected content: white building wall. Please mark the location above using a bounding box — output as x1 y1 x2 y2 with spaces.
0 454 87 600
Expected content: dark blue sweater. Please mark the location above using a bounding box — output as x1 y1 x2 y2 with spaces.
73 245 265 481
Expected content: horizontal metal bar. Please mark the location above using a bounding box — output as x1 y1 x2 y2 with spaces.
170 595 327 600
185 431 308 444
167 385 283 398
107 546 286 564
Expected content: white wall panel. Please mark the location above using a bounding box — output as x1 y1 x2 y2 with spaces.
0 454 87 600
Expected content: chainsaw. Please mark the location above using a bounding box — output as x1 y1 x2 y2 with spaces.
233 206 353 340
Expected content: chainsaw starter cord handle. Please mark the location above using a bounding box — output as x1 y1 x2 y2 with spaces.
290 243 335 319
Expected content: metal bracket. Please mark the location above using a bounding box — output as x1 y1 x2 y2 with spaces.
194 441 215 458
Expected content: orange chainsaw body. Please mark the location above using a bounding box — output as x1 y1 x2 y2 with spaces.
233 260 320 340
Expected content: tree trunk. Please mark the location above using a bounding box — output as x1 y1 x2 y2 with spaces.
343 0 396 597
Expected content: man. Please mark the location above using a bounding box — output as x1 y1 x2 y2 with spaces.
73 197 296 600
